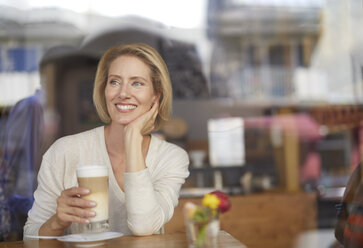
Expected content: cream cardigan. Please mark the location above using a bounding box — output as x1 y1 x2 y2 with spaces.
24 126 189 238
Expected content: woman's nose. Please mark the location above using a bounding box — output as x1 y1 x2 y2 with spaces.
119 84 130 98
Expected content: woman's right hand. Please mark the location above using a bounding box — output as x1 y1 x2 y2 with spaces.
39 187 97 236
52 187 97 231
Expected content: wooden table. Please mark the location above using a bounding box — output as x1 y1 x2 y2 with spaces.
167 193 316 248
0 231 246 248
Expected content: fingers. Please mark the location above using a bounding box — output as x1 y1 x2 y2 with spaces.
63 186 89 197
142 108 157 135
142 124 155 136
60 194 95 209
57 205 96 224
151 94 161 109
148 100 159 124
56 187 97 226
124 98 159 136
152 101 159 118
56 208 95 225
148 100 159 120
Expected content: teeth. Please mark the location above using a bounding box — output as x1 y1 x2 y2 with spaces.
116 104 136 110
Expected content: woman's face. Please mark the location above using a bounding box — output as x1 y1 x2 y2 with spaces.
105 55 157 126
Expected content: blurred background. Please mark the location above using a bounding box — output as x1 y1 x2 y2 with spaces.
1 0 363 247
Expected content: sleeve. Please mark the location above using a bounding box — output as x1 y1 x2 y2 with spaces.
123 144 189 236
23 145 66 239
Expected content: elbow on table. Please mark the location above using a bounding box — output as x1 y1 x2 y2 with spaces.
127 208 166 236
129 225 155 236
128 219 164 236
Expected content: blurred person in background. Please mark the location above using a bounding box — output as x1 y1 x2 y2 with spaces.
299 141 321 191
24 43 190 238
335 163 363 248
0 88 46 241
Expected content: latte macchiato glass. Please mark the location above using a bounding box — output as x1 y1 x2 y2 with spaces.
76 165 109 233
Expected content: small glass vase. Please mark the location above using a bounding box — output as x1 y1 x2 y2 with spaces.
186 216 220 248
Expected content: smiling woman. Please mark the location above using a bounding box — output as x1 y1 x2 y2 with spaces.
93 44 172 130
23 43 190 239
104 55 157 127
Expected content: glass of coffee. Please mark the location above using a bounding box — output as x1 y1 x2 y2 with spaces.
76 165 109 233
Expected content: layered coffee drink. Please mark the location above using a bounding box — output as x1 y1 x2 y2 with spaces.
76 165 109 233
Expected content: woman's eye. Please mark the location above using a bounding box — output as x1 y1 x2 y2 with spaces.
133 81 143 86
110 80 119 85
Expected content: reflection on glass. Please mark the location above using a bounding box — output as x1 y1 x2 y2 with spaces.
1 0 363 247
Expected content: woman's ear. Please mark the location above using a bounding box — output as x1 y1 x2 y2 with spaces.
156 93 161 102
151 93 161 108
153 93 161 104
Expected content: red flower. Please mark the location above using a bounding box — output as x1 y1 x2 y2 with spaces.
210 190 231 213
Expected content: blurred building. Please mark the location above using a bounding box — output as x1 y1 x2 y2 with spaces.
0 4 209 141
311 0 363 102
0 5 85 106
0 5 208 108
207 0 323 103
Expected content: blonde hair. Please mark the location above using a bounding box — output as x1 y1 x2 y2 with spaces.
93 43 172 130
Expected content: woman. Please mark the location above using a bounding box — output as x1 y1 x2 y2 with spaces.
24 43 190 237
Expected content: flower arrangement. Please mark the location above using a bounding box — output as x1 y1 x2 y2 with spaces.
184 191 231 247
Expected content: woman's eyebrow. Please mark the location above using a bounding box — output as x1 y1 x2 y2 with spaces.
130 76 148 81
108 74 148 81
108 74 121 79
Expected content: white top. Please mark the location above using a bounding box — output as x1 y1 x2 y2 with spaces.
24 126 189 237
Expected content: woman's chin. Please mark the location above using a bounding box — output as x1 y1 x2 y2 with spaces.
112 118 135 126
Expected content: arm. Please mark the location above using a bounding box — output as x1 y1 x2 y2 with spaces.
122 100 189 235
24 142 96 239
124 144 189 236
123 99 159 173
24 155 63 238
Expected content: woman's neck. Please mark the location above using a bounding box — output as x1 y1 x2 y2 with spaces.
104 123 151 157
104 123 126 157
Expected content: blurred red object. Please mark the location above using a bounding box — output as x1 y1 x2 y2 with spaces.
344 213 363 246
210 190 231 213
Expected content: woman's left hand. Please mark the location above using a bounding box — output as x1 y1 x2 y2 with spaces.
125 98 159 136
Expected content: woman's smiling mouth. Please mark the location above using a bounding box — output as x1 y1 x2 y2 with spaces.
116 104 137 111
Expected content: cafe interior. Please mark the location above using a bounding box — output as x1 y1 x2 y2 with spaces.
1 0 363 247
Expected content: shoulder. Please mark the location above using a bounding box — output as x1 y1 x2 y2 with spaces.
55 127 101 145
150 135 188 161
147 135 189 179
45 126 103 157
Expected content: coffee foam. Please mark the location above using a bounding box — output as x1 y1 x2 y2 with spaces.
76 165 108 178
